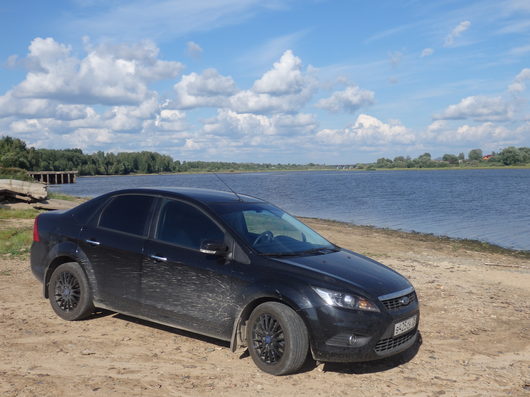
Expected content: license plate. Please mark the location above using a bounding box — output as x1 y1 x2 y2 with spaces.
394 315 417 337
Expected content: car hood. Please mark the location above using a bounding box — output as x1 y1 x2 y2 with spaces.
274 249 412 298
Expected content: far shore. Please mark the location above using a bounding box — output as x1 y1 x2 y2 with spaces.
74 164 530 178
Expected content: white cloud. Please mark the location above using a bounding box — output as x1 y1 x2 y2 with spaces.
316 114 414 145
186 41 203 59
444 21 471 47
252 50 306 95
434 95 514 122
173 68 237 109
427 121 520 144
0 92 57 118
12 37 183 106
229 90 309 114
203 109 317 138
508 68 530 92
316 85 374 113
153 109 187 131
421 48 434 57
229 50 316 114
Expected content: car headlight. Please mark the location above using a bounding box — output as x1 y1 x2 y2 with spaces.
313 287 380 312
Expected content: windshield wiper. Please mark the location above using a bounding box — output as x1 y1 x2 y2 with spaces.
260 251 302 257
261 246 340 257
297 247 340 255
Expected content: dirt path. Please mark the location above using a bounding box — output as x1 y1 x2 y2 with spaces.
1 219 529 396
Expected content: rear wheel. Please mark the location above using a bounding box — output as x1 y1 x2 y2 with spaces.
48 262 94 321
247 302 308 375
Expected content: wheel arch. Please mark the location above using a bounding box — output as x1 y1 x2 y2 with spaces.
43 243 96 299
229 284 313 352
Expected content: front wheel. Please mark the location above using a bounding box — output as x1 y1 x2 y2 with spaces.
247 302 309 375
48 262 94 321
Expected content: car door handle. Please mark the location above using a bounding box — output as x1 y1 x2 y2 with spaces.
149 254 167 262
85 239 100 246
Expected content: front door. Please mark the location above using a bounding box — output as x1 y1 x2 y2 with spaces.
142 199 241 340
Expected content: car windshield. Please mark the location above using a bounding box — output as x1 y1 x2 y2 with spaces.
211 202 337 256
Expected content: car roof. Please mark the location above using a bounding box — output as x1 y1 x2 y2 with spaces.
106 187 265 205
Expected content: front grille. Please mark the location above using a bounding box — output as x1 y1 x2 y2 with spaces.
380 291 417 311
374 331 416 353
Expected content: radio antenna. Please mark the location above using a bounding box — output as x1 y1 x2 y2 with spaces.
213 173 242 201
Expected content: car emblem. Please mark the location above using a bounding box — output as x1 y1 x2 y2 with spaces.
399 296 410 306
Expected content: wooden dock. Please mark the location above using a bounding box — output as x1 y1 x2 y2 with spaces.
28 171 78 184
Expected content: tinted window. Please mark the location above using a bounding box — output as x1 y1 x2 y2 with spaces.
99 195 154 236
156 200 224 249
71 195 108 223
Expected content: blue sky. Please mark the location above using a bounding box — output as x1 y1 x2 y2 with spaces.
1 0 529 163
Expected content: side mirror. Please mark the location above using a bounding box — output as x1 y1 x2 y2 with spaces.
200 240 228 256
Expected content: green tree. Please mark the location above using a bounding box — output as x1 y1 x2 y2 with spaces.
442 154 459 164
499 147 523 165
468 149 483 161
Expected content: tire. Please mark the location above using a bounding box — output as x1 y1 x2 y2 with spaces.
48 262 94 321
247 302 309 375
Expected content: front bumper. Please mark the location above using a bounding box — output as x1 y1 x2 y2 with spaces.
301 300 420 363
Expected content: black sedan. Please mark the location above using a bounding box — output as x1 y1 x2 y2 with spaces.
30 187 419 375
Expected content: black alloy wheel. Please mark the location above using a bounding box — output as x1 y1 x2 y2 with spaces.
252 313 285 364
54 270 81 311
48 262 94 321
247 302 308 375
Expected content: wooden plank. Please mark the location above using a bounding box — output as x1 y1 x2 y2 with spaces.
0 179 47 201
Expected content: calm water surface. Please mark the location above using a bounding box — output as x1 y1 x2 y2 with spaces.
50 169 530 251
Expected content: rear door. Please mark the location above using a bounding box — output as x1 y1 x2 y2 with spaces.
79 194 156 312
142 198 241 339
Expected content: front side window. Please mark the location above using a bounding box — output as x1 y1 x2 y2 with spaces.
212 203 335 255
98 194 154 236
156 200 224 250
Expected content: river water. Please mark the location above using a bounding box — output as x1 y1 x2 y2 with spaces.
50 169 530 251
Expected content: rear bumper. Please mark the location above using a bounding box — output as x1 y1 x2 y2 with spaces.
30 241 47 283
301 303 420 363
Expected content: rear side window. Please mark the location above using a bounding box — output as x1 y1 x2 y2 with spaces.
98 195 154 236
156 200 224 249
71 195 108 224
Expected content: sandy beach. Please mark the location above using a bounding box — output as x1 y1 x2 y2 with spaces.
1 217 529 396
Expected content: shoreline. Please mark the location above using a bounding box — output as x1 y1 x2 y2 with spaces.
300 217 530 259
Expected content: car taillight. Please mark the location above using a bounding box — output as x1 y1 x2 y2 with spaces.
33 216 40 242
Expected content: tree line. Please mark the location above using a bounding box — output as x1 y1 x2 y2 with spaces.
1 136 529 177
359 147 530 170
0 136 327 176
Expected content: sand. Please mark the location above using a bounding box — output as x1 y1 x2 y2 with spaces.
0 218 529 396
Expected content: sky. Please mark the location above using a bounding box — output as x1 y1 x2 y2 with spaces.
0 0 529 164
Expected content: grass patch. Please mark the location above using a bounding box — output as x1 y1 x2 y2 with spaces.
0 207 40 220
48 192 79 201
0 227 33 256
0 167 34 182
